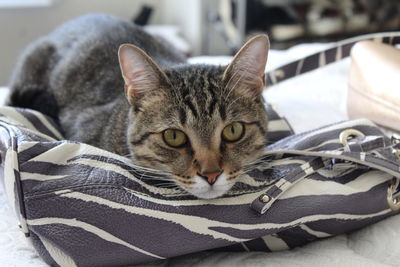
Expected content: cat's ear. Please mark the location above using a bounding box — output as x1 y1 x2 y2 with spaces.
118 44 170 106
223 35 269 98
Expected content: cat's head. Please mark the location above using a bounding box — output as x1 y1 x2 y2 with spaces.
118 35 269 199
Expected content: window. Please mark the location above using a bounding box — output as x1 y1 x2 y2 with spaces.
0 0 54 8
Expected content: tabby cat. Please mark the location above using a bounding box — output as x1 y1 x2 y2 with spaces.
8 14 269 199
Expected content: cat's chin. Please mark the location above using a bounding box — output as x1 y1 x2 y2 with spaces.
183 174 234 199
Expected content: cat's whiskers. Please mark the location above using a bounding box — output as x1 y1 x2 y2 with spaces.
153 183 182 189
124 163 171 176
241 158 273 173
121 164 174 183
121 152 134 158
246 156 273 165
175 179 195 185
152 181 176 186
132 166 169 175
135 176 173 182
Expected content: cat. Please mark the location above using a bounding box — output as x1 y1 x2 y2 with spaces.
8 14 270 199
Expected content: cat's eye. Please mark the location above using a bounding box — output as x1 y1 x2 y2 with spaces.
163 129 187 147
222 122 244 142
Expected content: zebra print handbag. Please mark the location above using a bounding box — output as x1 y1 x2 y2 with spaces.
1 106 399 267
1 33 400 266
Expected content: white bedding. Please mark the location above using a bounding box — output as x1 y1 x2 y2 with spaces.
1 44 400 267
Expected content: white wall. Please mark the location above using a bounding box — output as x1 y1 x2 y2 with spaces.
160 0 231 56
161 0 204 56
0 0 227 85
0 0 162 85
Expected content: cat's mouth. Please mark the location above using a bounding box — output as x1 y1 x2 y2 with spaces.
174 172 237 199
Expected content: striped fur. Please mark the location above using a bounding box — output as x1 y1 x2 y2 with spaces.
119 35 270 199
8 14 270 199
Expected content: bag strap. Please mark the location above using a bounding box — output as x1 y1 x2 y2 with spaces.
251 123 400 215
252 142 400 215
265 32 400 86
251 157 328 214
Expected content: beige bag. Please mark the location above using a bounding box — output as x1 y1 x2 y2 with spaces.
264 32 400 130
348 40 400 131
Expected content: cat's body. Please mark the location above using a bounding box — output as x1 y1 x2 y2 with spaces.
9 14 270 199
9 14 186 155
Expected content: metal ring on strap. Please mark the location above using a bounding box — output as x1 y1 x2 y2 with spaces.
387 178 400 211
339 129 365 152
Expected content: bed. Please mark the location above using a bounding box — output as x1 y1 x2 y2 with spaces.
1 43 400 267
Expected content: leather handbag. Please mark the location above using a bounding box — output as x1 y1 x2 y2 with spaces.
264 32 400 131
1 105 400 267
347 40 400 131
2 32 400 266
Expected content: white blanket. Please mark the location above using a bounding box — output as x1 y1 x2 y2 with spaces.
1 44 399 267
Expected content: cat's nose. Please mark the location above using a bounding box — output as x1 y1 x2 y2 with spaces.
197 170 223 185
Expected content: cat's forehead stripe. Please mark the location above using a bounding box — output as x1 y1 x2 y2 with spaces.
183 98 199 118
219 104 226 120
208 98 217 117
178 107 187 125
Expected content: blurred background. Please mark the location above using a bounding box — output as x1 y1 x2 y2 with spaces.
0 0 399 85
